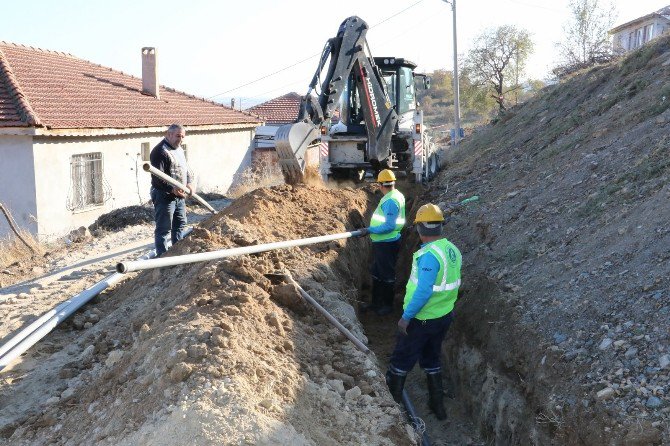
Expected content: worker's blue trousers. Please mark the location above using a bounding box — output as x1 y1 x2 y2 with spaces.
370 239 400 283
151 188 186 256
389 312 453 373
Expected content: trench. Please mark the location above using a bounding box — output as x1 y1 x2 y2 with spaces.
356 183 554 446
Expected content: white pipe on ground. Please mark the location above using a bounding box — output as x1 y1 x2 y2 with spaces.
117 230 364 274
0 249 157 371
0 228 194 371
143 162 215 214
0 300 71 359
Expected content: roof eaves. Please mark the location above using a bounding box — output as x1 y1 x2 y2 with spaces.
0 48 42 127
609 10 670 34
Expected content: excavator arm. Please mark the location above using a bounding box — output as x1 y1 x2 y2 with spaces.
275 16 398 183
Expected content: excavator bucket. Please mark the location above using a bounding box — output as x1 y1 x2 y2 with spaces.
275 121 319 184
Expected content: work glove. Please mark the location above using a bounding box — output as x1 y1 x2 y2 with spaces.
355 228 369 237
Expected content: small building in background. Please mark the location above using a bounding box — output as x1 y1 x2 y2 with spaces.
0 43 260 239
610 6 670 53
247 92 301 150
247 92 312 171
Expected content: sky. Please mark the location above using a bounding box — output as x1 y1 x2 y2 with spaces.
2 0 668 108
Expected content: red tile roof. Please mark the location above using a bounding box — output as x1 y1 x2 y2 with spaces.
0 42 261 129
248 92 302 125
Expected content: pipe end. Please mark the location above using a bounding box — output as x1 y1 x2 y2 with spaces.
142 163 151 172
116 263 127 273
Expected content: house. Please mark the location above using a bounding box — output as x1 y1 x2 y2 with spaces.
610 5 670 53
247 92 301 151
246 92 323 170
0 43 261 240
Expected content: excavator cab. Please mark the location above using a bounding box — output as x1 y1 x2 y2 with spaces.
336 58 419 134
374 57 419 132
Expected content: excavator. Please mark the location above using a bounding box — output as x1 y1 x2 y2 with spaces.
275 16 439 184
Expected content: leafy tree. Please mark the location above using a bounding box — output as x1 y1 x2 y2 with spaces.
463 25 534 113
555 0 617 76
458 68 497 118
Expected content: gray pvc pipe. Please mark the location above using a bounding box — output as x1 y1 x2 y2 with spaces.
142 163 215 214
283 271 370 355
0 228 195 371
0 300 71 359
0 249 156 371
117 230 364 273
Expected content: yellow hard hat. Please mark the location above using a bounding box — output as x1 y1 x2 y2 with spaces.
377 169 396 183
414 203 444 224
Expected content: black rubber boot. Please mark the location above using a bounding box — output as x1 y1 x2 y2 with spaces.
375 281 395 315
361 279 384 313
426 372 447 420
385 370 406 404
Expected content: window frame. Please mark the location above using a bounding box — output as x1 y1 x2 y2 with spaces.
68 152 105 212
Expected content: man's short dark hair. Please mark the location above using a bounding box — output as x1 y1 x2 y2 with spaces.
167 123 184 133
416 222 443 236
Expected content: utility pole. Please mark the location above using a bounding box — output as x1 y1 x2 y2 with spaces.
515 47 519 105
443 0 461 146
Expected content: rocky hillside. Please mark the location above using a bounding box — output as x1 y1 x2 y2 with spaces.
425 34 670 444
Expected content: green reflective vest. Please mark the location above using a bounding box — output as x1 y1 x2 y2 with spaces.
369 189 406 242
403 238 462 320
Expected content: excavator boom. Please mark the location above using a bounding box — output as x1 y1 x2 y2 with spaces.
275 16 397 184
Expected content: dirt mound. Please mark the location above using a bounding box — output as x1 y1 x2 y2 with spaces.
88 205 154 233
195 192 227 202
1 185 415 445
423 36 670 444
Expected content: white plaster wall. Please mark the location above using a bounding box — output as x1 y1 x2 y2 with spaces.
29 126 256 239
186 128 256 193
613 18 670 52
32 135 155 239
0 136 37 238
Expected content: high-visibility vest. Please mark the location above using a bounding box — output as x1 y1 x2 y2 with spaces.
369 189 406 242
403 238 462 320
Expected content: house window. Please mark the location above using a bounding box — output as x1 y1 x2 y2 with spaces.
68 152 104 210
645 24 654 42
181 143 188 160
141 142 151 161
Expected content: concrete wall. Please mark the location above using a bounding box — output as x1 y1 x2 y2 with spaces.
32 134 156 239
20 126 255 240
0 136 37 237
186 128 255 193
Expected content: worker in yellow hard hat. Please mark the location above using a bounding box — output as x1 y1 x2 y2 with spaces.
356 169 406 316
385 203 462 421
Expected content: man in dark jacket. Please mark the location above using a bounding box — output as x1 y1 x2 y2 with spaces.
149 124 194 255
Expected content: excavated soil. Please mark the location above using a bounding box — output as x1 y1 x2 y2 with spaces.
0 185 416 445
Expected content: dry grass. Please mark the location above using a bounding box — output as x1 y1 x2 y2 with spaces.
0 231 44 270
227 158 285 199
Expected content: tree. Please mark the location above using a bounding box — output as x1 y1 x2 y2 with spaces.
463 25 534 113
555 0 617 76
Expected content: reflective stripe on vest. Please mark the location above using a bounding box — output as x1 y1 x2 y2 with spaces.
409 245 461 291
369 189 406 242
403 238 462 320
